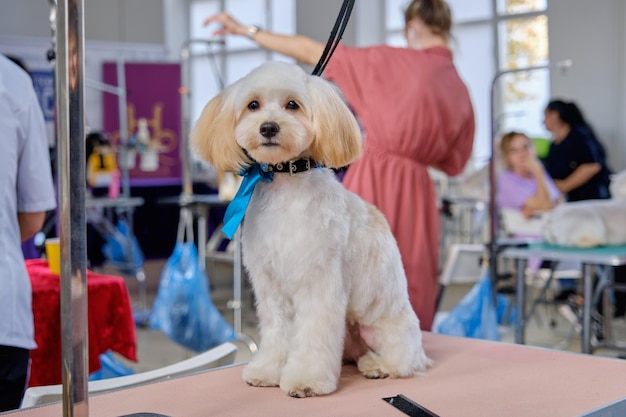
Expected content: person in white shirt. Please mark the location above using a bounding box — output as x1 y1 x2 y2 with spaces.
0 54 56 411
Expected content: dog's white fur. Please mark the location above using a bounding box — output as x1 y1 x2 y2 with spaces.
543 171 626 247
192 62 431 397
542 200 626 247
610 170 626 200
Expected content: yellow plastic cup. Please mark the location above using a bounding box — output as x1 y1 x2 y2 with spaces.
45 237 61 275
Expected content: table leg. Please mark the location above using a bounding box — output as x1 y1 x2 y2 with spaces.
582 263 593 354
604 266 614 344
515 258 527 344
196 206 208 272
231 228 258 355
232 228 242 336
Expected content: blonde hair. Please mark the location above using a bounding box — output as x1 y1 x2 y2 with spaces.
499 131 530 156
404 0 452 38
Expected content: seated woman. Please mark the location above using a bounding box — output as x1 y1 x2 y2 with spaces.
497 131 562 233
497 132 577 300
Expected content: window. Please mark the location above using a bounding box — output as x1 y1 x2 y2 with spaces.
188 0 295 125
497 12 549 140
497 0 547 15
384 0 549 165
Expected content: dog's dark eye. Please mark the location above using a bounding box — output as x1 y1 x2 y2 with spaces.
248 101 260 111
285 100 299 110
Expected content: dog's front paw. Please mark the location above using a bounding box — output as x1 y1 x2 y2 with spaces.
243 362 280 387
280 378 337 398
280 369 338 398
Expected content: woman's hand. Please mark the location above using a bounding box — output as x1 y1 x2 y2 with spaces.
202 12 325 66
203 12 248 37
521 153 554 213
524 154 544 177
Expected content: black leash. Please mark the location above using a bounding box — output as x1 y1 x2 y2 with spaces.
311 0 356 76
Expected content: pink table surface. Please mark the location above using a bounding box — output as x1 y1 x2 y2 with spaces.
12 332 626 417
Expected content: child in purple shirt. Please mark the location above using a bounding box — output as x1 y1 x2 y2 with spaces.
497 132 578 298
497 131 562 219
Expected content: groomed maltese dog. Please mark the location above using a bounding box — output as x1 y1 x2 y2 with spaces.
192 61 431 398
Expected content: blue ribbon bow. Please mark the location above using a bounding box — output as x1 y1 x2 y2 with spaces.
221 164 273 239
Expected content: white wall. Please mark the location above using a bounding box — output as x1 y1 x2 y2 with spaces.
548 0 626 172
0 0 166 44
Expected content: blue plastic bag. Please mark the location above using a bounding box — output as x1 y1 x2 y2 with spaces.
149 239 236 352
89 350 135 381
436 267 500 341
102 219 144 274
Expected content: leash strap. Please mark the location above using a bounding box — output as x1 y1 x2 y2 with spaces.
311 0 356 76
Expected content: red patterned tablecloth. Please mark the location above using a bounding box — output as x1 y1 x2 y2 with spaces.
26 259 138 387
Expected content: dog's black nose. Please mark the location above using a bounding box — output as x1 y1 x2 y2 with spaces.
260 121 280 138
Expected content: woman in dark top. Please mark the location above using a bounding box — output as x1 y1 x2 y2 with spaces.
543 99 612 201
544 99 624 321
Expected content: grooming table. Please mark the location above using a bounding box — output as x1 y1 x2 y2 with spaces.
500 243 626 353
11 333 626 417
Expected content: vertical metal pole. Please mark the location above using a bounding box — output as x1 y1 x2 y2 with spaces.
582 263 593 354
116 55 130 198
197 206 207 271
232 228 242 336
179 44 193 197
180 40 224 197
488 74 500 303
514 257 527 345
56 0 89 415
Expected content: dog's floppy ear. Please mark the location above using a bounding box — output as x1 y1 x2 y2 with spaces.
191 84 249 172
306 76 362 168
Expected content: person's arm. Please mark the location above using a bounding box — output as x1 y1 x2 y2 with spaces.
18 212 45 242
204 13 325 66
553 162 601 193
522 157 555 213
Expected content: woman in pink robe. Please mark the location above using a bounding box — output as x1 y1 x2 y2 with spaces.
205 0 475 330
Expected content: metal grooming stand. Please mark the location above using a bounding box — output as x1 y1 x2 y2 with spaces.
176 39 257 354
84 58 149 326
50 0 89 414
488 60 573 300
85 195 147 325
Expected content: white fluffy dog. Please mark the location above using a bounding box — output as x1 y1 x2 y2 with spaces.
192 62 431 397
543 199 626 247
543 172 626 247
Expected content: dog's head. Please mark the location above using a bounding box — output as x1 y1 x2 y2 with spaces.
191 61 362 172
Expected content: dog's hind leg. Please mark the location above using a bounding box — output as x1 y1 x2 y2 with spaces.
357 309 432 379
